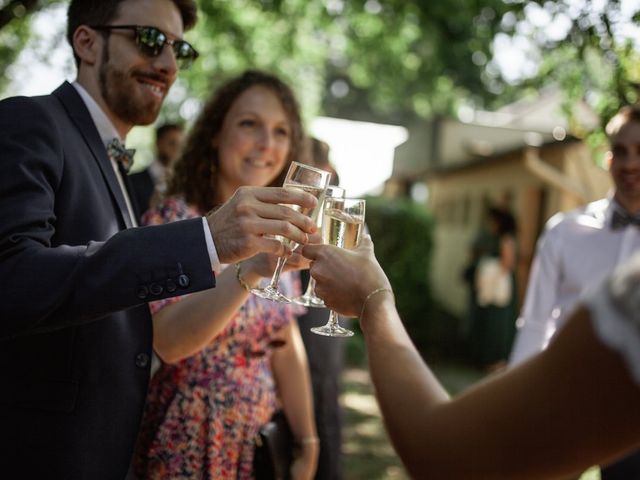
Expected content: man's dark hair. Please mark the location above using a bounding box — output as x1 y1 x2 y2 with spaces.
606 104 640 139
156 123 184 142
67 0 198 66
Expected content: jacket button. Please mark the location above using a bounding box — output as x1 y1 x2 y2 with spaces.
178 274 190 288
166 279 177 293
149 283 163 296
136 286 149 300
135 353 150 368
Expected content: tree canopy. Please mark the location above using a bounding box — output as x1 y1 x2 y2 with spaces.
1 0 639 135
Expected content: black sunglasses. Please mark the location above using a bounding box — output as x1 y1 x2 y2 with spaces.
90 25 199 69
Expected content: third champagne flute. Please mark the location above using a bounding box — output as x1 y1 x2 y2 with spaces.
293 185 345 307
251 161 330 303
311 198 366 337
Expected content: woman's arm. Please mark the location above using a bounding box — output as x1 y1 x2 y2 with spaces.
153 252 308 363
499 234 516 271
271 321 319 480
303 237 640 479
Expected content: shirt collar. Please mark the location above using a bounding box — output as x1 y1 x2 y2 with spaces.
71 81 124 147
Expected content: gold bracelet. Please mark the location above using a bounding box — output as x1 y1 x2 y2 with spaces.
234 263 252 292
360 286 394 319
298 436 320 446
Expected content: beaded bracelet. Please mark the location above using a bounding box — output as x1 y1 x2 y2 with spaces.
234 263 252 292
360 286 394 319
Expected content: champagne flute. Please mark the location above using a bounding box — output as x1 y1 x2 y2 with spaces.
293 185 346 307
311 198 366 337
251 161 331 303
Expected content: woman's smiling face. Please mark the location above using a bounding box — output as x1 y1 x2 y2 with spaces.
213 85 291 200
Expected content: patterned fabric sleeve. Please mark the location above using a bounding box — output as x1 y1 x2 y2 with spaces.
582 253 640 385
142 196 201 315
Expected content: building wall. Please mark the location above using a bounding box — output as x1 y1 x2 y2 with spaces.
423 142 611 318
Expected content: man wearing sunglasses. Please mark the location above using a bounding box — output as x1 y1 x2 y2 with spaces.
0 1 317 479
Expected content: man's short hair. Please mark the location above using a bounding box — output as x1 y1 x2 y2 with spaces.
67 0 197 66
606 105 640 138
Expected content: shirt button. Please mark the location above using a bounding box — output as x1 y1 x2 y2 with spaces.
136 286 149 300
135 353 150 369
149 283 163 296
166 279 177 293
178 274 190 288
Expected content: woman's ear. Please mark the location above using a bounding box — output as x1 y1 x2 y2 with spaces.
73 26 101 66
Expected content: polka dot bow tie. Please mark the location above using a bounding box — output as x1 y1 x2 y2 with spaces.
106 138 136 174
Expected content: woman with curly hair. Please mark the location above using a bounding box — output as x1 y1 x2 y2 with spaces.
133 70 318 479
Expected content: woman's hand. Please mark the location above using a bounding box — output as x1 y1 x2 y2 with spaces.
290 443 319 480
236 250 311 288
302 235 392 318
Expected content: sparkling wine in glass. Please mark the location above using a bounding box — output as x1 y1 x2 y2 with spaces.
251 162 331 303
311 198 365 337
293 185 345 308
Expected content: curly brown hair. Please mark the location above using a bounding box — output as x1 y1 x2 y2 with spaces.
168 70 304 213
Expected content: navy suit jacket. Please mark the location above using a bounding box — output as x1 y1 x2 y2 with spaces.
0 82 215 479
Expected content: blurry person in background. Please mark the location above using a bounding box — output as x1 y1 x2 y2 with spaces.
129 122 184 218
469 206 518 372
133 70 318 480
509 105 640 479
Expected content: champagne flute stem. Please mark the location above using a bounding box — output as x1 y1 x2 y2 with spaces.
268 255 289 290
304 276 317 297
327 310 339 327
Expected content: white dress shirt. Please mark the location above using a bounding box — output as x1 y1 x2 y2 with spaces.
583 252 640 385
509 196 640 366
71 82 220 272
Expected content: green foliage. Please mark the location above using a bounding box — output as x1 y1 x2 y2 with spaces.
365 195 437 354
146 0 529 124
2 0 639 146
496 0 640 149
0 5 33 92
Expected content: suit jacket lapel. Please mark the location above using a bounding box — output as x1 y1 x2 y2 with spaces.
52 82 134 229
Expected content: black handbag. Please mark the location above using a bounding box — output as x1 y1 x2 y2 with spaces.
253 410 294 480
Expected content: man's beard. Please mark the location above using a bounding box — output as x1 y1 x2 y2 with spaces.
98 43 163 127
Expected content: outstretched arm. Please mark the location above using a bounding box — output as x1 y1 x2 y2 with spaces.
303 237 640 479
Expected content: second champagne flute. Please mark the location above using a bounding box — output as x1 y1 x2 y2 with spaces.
311 198 366 337
293 185 345 307
251 161 331 303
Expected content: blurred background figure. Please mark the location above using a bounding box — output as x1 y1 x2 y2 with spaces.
307 137 340 186
297 136 346 480
469 206 518 372
509 104 640 479
133 70 318 480
129 122 185 219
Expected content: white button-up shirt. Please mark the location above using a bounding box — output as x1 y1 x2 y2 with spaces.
71 81 220 272
509 196 640 366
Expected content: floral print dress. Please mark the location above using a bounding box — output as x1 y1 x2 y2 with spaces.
133 196 302 479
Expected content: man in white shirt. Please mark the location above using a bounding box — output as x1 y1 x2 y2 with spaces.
509 105 640 478
0 0 317 478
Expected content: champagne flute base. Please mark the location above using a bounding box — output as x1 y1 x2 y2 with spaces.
292 294 325 308
251 285 291 304
310 324 354 337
